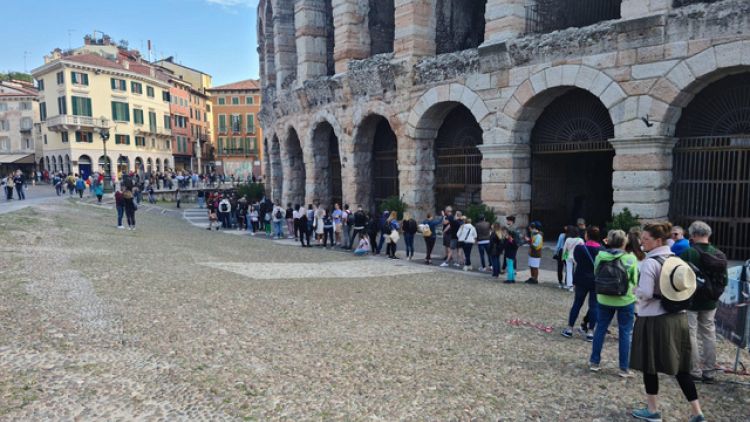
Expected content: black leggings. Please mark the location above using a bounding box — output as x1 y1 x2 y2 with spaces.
643 373 698 402
425 237 436 261
556 257 565 283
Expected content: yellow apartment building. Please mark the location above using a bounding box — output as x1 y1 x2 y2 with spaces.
32 37 174 181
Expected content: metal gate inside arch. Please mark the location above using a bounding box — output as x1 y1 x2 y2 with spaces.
530 89 615 231
434 105 483 211
671 73 750 260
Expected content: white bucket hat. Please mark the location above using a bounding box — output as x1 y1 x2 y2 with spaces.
659 257 697 302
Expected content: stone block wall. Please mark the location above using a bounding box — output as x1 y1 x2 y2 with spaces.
257 0 750 222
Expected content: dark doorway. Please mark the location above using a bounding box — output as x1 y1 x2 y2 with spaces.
369 0 395 55
372 117 399 206
312 121 342 207
671 73 750 260
285 128 306 205
530 89 615 230
434 104 483 211
435 0 487 54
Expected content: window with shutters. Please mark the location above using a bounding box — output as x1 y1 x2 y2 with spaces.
147 86 155 98
115 134 130 145
149 111 156 131
163 114 171 129
135 136 146 147
218 114 227 133
131 82 143 94
75 131 94 143
110 78 127 91
111 101 130 122
71 96 92 117
71 72 89 86
162 91 170 102
246 114 254 133
246 96 253 105
232 97 239 105
40 102 47 121
58 96 67 115
61 132 69 143
133 109 144 125
218 97 225 105
37 79 45 91
231 114 242 133
56 71 64 84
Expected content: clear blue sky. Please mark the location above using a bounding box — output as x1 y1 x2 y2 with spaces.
0 0 260 86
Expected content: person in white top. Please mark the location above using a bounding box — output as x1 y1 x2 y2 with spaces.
562 225 584 291
456 217 478 271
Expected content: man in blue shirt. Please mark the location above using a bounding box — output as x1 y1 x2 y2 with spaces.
670 225 690 256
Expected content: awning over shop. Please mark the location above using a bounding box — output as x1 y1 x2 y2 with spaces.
0 154 34 164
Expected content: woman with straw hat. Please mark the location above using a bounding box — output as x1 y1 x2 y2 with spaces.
630 222 705 422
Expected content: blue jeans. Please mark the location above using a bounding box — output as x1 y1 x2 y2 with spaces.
477 242 489 268
377 233 385 254
590 303 635 370
568 284 598 330
490 255 501 277
198 197 205 208
116 206 124 226
404 233 415 257
273 221 283 238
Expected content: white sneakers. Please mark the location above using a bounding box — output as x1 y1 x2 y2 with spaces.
117 225 124 229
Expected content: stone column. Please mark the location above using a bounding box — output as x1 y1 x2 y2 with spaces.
333 0 370 73
398 135 434 220
484 0 526 43
338 138 357 209
478 143 531 225
295 0 329 83
394 0 436 59
270 139 283 202
263 139 272 194
263 6 277 87
272 0 298 90
609 137 677 221
621 0 671 19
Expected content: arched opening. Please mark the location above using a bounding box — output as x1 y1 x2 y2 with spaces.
98 156 111 180
283 128 306 206
311 121 342 207
434 103 483 211
164 159 171 172
530 88 615 230
324 0 335 76
51 156 57 173
78 155 92 180
45 157 50 172
117 156 130 176
671 72 750 259
369 0 394 55
270 135 283 201
354 114 399 211
135 157 144 174
435 0 486 54
38 158 44 172
65 155 71 174
156 158 162 173
147 158 153 173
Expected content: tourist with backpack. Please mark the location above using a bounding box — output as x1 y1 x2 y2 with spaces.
588 229 639 377
272 203 285 239
285 203 295 239
561 226 602 341
680 221 727 384
630 222 704 422
218 196 231 229
421 213 442 265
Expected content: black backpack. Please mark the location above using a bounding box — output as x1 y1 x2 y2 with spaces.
594 254 630 296
653 256 694 313
689 247 728 302
274 209 283 220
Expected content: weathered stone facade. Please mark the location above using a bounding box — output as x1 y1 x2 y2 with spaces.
258 0 750 230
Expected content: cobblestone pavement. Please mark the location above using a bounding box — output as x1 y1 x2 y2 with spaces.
1 201 748 420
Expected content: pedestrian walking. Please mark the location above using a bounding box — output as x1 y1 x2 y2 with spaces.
175 189 182 208
554 227 567 287
115 188 125 228
285 203 295 239
94 182 104 203
561 225 602 341
421 213 442 265
563 225 584 290
457 217 477 271
298 207 311 247
272 203 285 239
475 215 491 272
349 205 367 249
13 172 25 200
123 189 137 230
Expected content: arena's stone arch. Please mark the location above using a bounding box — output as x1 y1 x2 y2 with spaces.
649 40 750 136
406 83 491 140
306 110 345 206
503 64 627 144
280 124 306 206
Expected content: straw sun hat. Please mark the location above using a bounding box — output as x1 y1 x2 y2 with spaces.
659 257 697 302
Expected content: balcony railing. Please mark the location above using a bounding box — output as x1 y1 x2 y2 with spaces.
524 0 621 35
45 115 108 132
136 126 172 137
217 148 258 157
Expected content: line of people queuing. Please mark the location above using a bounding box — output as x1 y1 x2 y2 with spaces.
2 170 26 200
552 220 725 422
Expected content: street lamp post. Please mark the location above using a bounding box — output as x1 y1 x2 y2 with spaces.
95 117 111 192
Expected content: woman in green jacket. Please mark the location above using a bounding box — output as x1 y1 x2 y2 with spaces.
589 229 639 377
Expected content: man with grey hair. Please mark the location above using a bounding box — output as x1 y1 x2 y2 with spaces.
679 220 726 384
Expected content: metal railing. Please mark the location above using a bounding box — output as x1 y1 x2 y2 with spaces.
524 0 621 35
45 115 108 131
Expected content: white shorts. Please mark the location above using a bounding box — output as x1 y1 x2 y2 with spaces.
528 257 541 269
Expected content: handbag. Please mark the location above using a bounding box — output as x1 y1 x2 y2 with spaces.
390 230 400 243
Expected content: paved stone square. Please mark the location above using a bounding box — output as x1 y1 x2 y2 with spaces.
0 199 748 420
